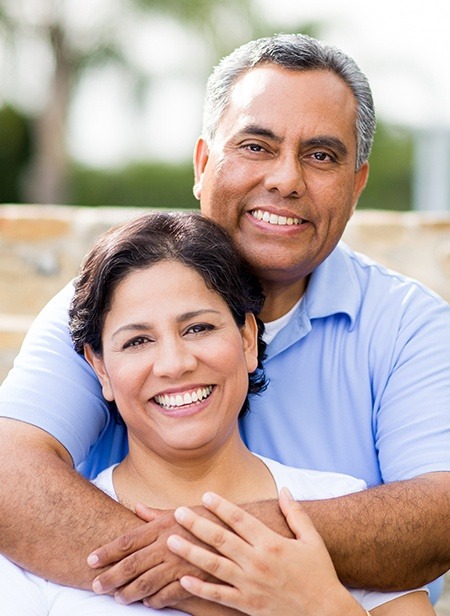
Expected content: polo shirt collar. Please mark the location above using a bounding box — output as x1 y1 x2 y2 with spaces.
304 241 360 328
266 242 360 358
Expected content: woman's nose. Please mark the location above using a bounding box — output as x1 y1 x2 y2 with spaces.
152 338 197 379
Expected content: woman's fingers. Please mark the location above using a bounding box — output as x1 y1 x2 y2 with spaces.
200 491 275 544
278 487 317 540
167 531 240 586
176 504 249 557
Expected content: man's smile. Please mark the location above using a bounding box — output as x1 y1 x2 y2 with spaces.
250 209 303 226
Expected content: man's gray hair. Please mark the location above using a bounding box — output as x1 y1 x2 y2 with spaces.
202 33 376 170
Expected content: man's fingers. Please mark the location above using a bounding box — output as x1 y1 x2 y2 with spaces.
87 523 160 569
135 502 162 523
111 565 190 606
143 580 191 609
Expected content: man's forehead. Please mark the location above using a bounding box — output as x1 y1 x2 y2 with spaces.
219 66 357 136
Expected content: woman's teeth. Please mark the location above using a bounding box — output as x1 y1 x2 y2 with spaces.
154 386 213 409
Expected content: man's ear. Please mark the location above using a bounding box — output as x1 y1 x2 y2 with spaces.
193 137 209 200
242 313 259 374
84 345 114 402
350 161 370 214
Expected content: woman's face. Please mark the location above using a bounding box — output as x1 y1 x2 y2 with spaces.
85 260 258 462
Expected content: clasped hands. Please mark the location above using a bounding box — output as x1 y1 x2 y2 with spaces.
87 489 360 615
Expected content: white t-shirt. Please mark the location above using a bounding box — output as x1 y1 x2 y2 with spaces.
0 456 424 614
262 297 303 344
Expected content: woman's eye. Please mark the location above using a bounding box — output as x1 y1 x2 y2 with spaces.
185 323 215 335
123 336 150 349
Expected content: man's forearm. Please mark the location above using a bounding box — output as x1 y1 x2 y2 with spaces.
246 473 450 590
305 472 450 589
0 419 142 588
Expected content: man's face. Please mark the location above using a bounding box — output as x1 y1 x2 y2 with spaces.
195 66 369 288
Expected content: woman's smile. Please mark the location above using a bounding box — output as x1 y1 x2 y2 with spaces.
152 384 215 416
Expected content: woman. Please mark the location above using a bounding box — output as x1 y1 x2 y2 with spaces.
0 212 432 615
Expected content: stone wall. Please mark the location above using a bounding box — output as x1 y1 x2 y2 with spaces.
2 204 450 382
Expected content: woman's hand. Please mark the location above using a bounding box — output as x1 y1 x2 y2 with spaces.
167 488 364 616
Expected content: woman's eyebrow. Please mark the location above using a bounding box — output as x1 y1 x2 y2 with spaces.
177 309 221 323
111 322 152 340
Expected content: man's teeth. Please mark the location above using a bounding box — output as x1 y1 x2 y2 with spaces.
154 386 213 409
251 210 301 226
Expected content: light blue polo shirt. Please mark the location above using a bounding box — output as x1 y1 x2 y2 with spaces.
241 242 450 487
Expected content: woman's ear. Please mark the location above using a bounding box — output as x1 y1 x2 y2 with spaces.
193 137 209 200
84 345 114 402
242 314 259 374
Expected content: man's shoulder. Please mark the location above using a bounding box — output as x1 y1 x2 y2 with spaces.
336 242 447 305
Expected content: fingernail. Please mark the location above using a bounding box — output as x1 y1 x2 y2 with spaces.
115 592 126 605
92 579 103 594
174 506 188 522
281 487 294 500
167 535 182 550
87 553 99 567
180 576 193 590
202 491 214 505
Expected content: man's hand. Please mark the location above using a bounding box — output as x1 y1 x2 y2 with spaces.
89 503 222 608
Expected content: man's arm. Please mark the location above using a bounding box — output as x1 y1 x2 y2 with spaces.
0 418 143 587
88 472 450 607
301 472 450 589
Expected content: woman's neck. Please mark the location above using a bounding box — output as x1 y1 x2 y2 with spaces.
112 432 277 511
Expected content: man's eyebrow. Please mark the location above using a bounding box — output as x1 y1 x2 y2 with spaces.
235 124 281 142
303 136 348 157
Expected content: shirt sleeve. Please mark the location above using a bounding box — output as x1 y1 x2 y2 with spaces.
0 282 110 467
373 283 450 481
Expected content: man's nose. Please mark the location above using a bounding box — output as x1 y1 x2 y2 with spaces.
264 154 305 198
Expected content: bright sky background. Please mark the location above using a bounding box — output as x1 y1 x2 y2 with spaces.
8 0 447 168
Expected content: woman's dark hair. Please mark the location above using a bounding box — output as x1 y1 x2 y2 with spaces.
69 211 267 417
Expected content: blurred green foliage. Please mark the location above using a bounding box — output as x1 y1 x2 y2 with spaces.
69 161 199 210
358 123 414 211
0 105 31 203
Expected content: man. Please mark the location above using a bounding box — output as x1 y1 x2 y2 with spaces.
0 33 448 610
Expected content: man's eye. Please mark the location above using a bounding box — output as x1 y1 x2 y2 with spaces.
243 143 265 152
312 151 332 161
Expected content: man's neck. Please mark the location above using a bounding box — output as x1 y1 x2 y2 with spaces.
260 276 309 322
